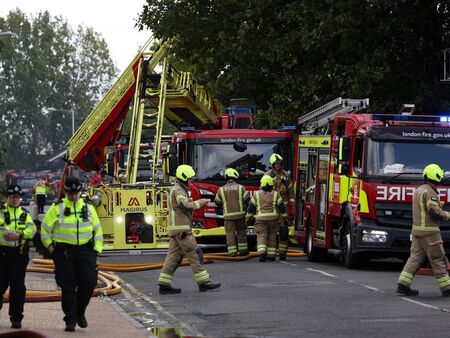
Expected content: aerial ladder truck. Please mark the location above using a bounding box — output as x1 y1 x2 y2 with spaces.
65 38 293 251
294 97 450 268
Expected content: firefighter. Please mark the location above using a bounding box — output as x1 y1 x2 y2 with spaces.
34 176 49 214
40 176 103 331
246 175 288 262
266 153 294 260
0 185 36 329
397 164 450 297
215 168 250 256
158 164 221 294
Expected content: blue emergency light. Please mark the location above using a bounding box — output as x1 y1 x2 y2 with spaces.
372 114 447 123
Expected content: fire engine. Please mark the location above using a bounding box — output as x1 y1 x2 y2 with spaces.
65 39 292 251
294 97 450 268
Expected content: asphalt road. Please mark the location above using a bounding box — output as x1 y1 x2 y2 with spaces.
100 251 450 338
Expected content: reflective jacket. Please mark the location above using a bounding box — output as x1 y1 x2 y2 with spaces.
168 182 203 235
35 179 48 195
215 180 249 220
0 204 36 248
41 198 103 254
266 168 294 205
246 190 287 222
412 182 450 236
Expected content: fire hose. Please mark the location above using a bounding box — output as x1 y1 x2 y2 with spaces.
2 249 305 302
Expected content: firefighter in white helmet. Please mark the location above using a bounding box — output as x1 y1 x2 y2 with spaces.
397 164 450 297
246 175 288 262
215 168 250 256
158 165 221 294
266 153 294 260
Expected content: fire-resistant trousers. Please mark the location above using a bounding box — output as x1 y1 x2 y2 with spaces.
159 232 210 286
0 246 29 324
224 218 248 256
53 244 97 326
398 232 450 292
255 220 280 258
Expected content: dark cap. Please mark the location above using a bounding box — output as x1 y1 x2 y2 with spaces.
6 185 24 196
63 176 82 193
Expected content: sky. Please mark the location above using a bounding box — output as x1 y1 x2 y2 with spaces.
0 0 152 72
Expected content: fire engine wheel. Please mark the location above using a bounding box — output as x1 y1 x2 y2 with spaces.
305 220 326 262
341 224 362 269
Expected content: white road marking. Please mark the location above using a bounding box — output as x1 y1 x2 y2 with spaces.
280 261 298 267
361 318 413 323
306 268 337 278
401 297 441 310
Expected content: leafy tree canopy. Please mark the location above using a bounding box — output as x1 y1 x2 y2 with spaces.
138 0 450 124
0 9 117 170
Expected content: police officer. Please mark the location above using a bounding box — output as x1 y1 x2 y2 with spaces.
34 176 48 214
246 176 288 262
266 153 294 260
0 185 36 329
397 164 450 296
40 176 103 331
158 165 221 294
215 168 250 256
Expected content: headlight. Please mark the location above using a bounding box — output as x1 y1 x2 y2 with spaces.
199 189 214 196
362 230 387 243
115 216 123 224
145 215 153 224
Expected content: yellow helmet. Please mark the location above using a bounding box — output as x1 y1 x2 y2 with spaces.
423 164 444 183
176 164 196 182
225 168 239 179
269 153 283 165
260 175 274 188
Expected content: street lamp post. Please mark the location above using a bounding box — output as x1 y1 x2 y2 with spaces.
48 108 75 135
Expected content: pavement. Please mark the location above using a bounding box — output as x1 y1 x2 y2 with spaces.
0 267 153 338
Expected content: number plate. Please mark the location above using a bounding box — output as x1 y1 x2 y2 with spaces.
246 228 256 236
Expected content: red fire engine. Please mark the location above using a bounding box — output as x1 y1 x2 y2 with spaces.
294 98 450 268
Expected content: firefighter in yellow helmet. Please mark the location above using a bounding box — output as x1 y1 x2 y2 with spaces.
158 165 221 294
266 153 294 260
246 175 288 261
41 176 103 332
215 168 250 256
0 185 36 329
397 164 450 297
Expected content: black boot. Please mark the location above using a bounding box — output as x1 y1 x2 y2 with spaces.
267 256 275 262
259 254 267 262
199 282 221 292
442 289 450 297
239 250 250 256
65 323 76 332
279 253 286 261
77 315 88 328
396 283 419 296
11 322 21 329
159 284 182 295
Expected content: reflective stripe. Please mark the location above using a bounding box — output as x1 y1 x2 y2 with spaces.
237 243 248 250
158 272 173 285
53 232 92 241
436 275 450 289
257 244 267 253
168 225 191 231
194 270 209 283
238 185 243 213
41 234 52 239
227 245 237 254
267 247 276 255
398 271 414 286
41 222 53 232
57 222 93 229
420 191 426 227
94 234 103 240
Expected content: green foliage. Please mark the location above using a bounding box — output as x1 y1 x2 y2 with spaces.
138 0 450 124
0 9 118 171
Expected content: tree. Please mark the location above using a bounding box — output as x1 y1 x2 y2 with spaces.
0 9 117 171
138 0 450 123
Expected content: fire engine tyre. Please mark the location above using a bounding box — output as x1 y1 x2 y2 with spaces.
341 224 363 269
305 220 326 262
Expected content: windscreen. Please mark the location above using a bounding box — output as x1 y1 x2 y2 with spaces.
194 143 281 180
365 139 450 178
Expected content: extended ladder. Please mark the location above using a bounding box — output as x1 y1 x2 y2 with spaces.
298 97 369 134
